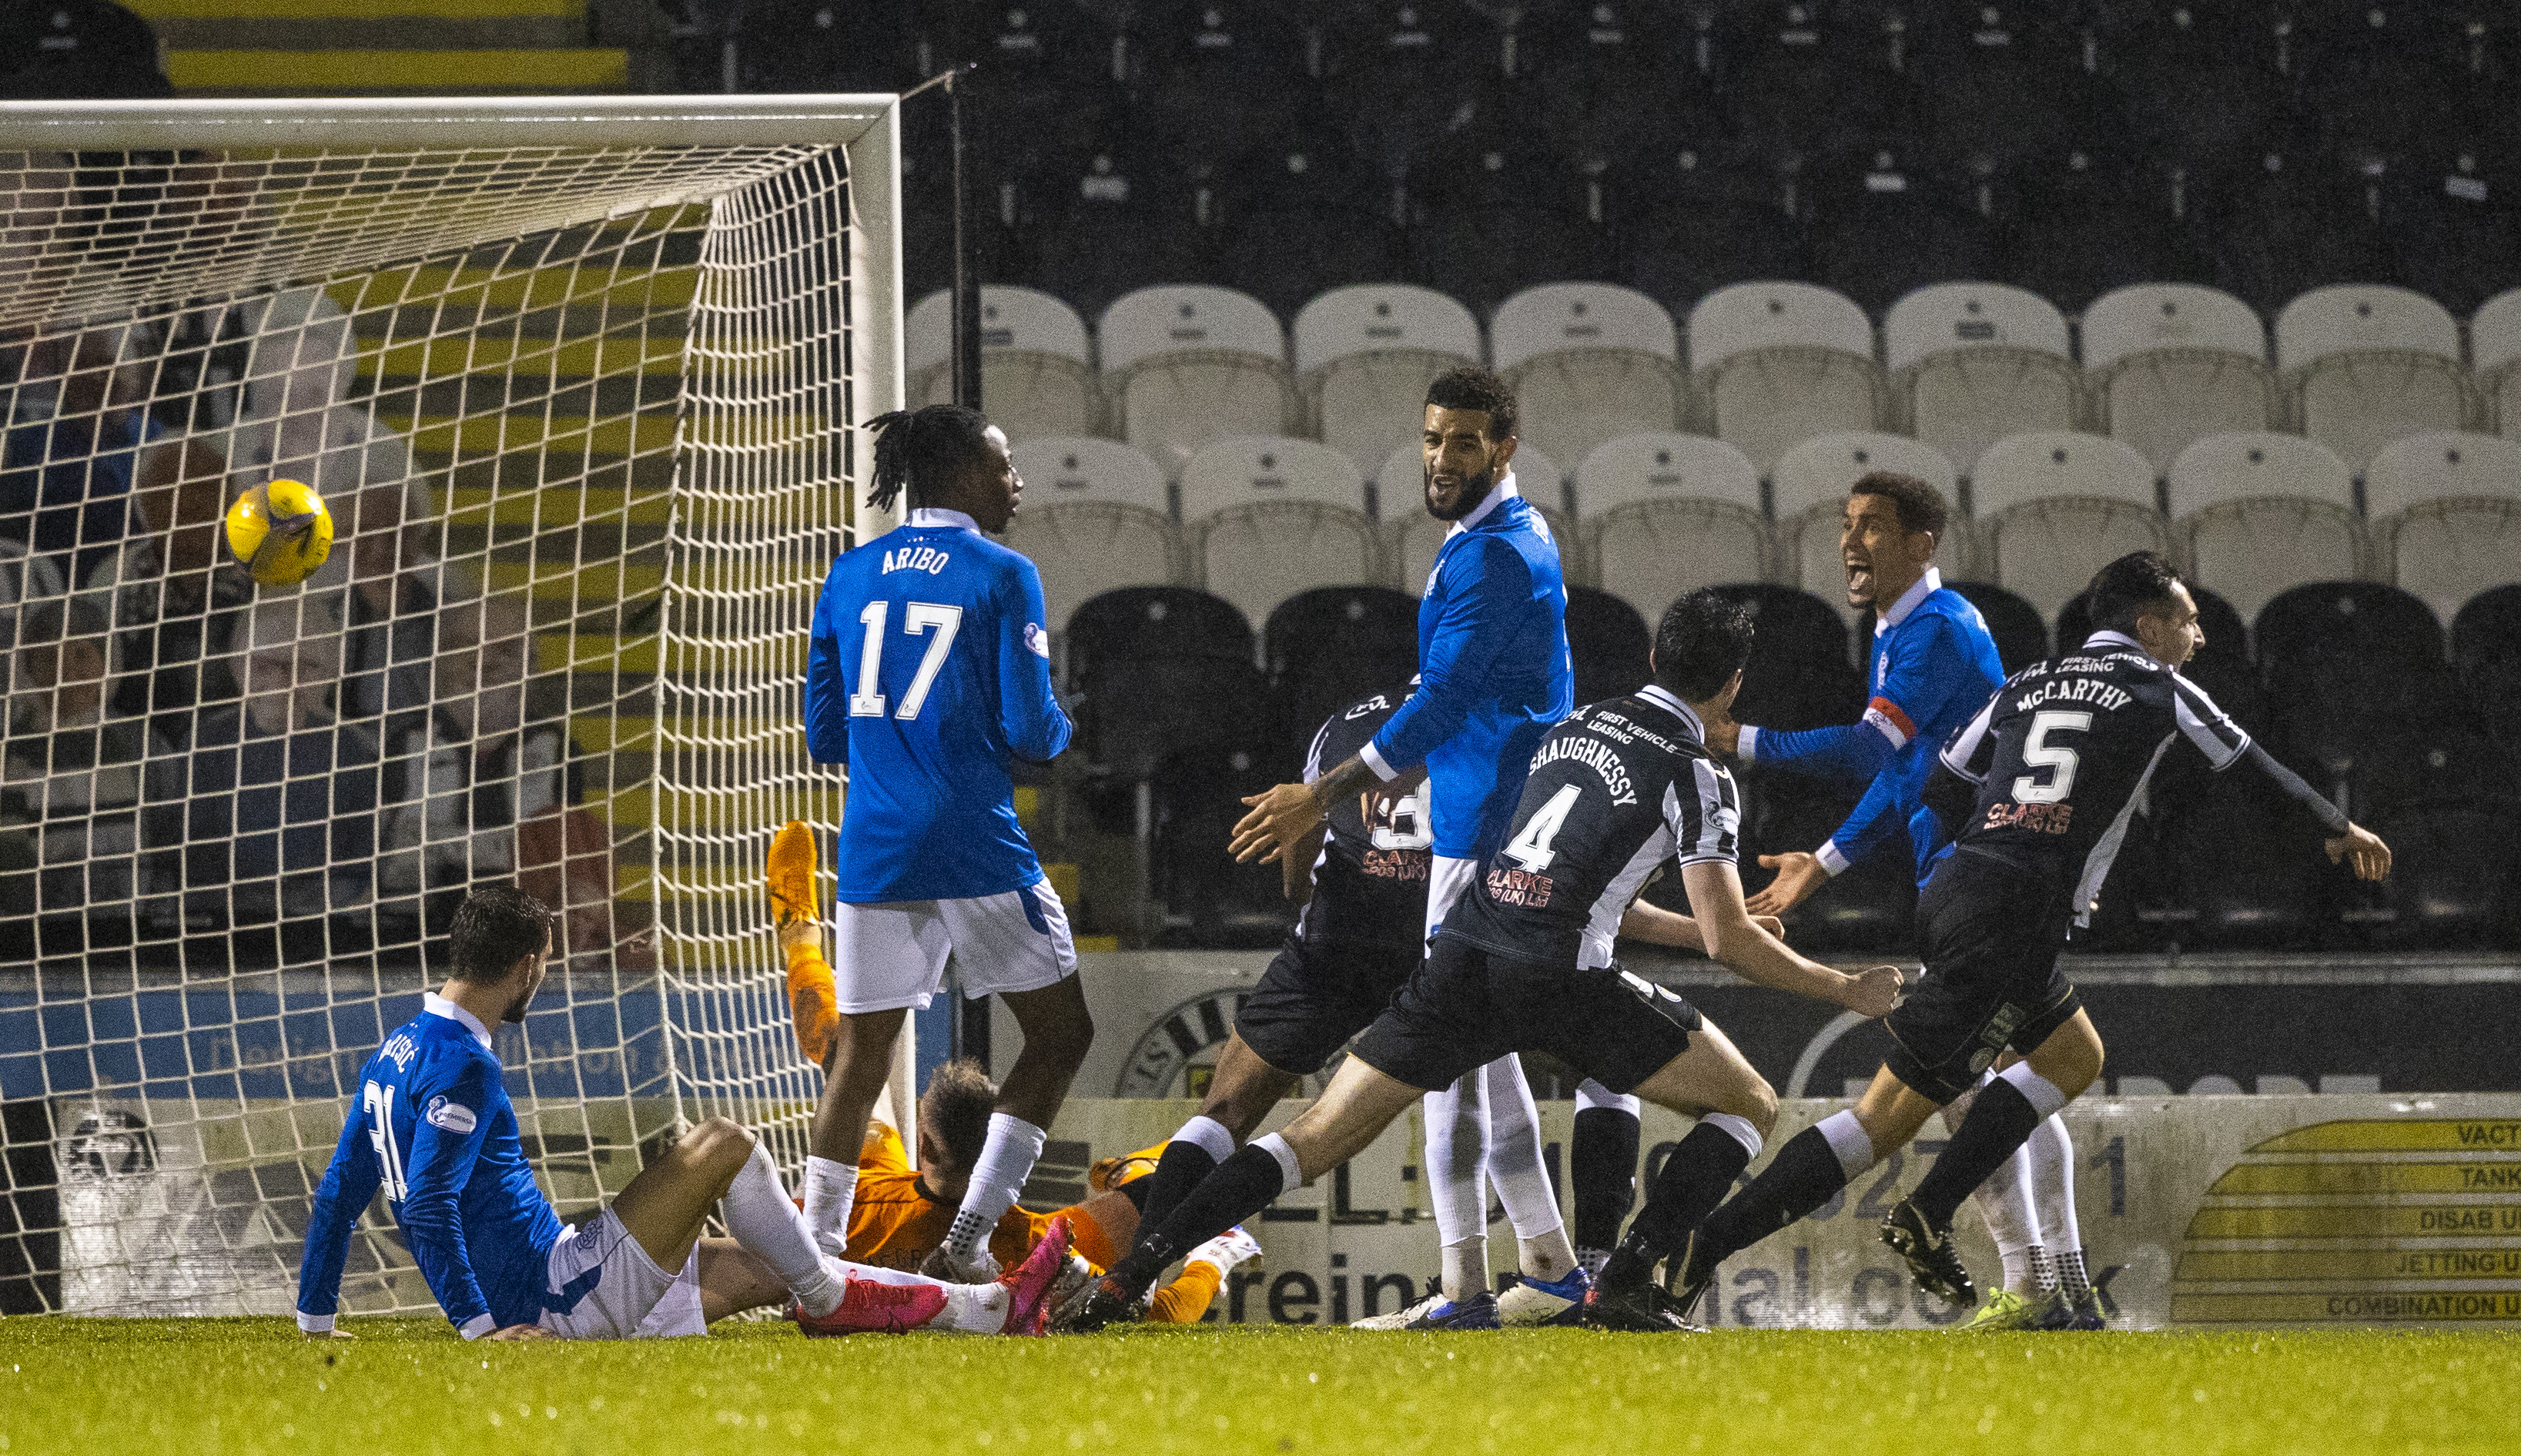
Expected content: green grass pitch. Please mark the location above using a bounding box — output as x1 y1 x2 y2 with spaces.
1 1318 2510 1456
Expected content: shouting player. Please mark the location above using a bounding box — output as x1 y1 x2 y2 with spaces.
1223 370 1582 1329
1704 474 2087 1330
1063 592 1903 1334
789 404 1093 1284
294 886 1076 1341
1662 551 2392 1319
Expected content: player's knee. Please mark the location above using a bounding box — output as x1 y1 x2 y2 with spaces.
686 1116 756 1172
1732 1077 1779 1140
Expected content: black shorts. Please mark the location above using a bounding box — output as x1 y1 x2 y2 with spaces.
1348 932 1702 1096
1234 936 1423 1076
1884 851 2084 1104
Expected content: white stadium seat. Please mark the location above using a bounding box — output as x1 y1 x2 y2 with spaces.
1979 497 2173 623
1572 433 1767 619
1769 430 1960 521
2080 283 2275 478
1098 285 1295 480
2472 289 2521 440
1378 443 1569 593
1003 437 1180 631
2167 432 2365 623
1177 436 1377 627
1294 284 1483 476
1884 282 2080 485
1492 283 1689 479
1967 430 2157 517
909 286 1100 442
2387 497 2521 629
1687 282 1885 478
2362 430 2521 518
2274 284 2479 477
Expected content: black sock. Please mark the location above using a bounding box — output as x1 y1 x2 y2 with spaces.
1910 1078 2044 1230
1106 1143 1289 1297
1696 1124 1853 1267
1599 1123 1753 1287
1127 1139 1219 1254
1572 1106 1642 1254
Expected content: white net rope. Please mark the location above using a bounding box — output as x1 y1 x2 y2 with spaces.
0 136 859 1316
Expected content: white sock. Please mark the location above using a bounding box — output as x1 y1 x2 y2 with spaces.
1425 1075 1492 1301
1816 1109 1877 1182
1481 1057 1575 1281
1574 1079 1640 1119
1997 1060 2070 1120
1997 1245 2033 1296
721 1140 844 1317
939 1279 1012 1334
803 1155 856 1257
2028 1244 2060 1296
944 1113 1046 1265
1170 1113 1237 1163
2027 1114 2081 1254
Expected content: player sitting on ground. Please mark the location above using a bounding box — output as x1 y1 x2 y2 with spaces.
1059 591 1903 1333
294 885 1076 1341
833 1056 1259 1323
1657 551 2392 1321
792 403 1094 1286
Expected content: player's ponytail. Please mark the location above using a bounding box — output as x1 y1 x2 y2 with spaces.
865 403 996 514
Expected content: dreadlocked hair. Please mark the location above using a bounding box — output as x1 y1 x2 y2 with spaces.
866 403 996 514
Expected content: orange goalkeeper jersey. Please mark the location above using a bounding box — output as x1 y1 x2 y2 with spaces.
845 1126 1220 1324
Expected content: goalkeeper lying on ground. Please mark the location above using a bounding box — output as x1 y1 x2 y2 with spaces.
296 885 1076 1341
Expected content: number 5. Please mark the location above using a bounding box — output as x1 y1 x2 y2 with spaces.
2012 710 2091 805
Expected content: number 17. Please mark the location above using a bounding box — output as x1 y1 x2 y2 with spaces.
849 601 965 721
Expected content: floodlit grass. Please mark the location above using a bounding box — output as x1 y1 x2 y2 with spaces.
1 1317 2512 1456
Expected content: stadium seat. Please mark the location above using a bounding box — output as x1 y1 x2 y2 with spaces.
2168 432 2366 625
1512 0 1710 160
1262 585 1421 754
1177 436 1377 628
1148 741 1298 948
2452 584 2521 751
2098 0 2294 170
2081 283 2276 480
1565 584 1651 707
2255 580 2446 761
2364 429 2521 519
1977 497 2172 624
1994 148 2213 315
1968 430 2156 518
1316 0 1505 169
2274 284 2480 479
1064 586 1266 780
2382 146 2520 317
907 286 1098 443
1803 147 2001 316
2474 289 2521 440
1770 433 1962 621
1098 286 1294 480
2388 497 2521 635
1002 438 1179 633
1709 583 1860 728
1613 142 1808 319
1130 0 1316 169
1944 581 2050 676
1576 435 1769 624
1406 117 1617 314
2296 2 2507 165
1024 143 1217 324
1687 282 1885 480
1378 443 1568 593
1712 2 1913 166
1884 282 2079 488
2201 152 2395 316
1210 123 1411 320
1907 5 2117 169
1570 431 1760 518
1294 284 1483 477
1491 283 1688 481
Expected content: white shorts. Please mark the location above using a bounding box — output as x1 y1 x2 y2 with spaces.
831 879 1078 1014
536 1207 707 1341
1425 855 1478 946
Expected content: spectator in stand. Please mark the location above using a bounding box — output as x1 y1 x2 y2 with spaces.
0 595 183 962
178 595 383 969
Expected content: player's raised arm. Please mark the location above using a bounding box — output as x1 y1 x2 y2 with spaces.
996 557 1072 765
293 1094 383 1338
396 1056 504 1338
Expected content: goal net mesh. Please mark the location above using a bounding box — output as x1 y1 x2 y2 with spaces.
0 114 877 1316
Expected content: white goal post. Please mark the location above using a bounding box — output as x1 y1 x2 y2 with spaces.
0 95 909 1317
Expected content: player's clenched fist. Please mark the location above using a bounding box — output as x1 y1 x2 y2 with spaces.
1839 964 1905 1019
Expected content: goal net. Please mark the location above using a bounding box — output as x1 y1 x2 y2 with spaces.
0 96 902 1317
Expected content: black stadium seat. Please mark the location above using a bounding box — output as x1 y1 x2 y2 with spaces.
1710 0 1912 162
1407 114 1615 313
1996 148 2215 314
1066 587 1266 778
2382 146 2521 317
1148 741 1299 949
2095 0 2295 172
1945 581 2048 676
2198 150 2395 318
1802 145 2000 314
1023 136 1214 322
1208 122 1407 320
1712 584 1860 731
2253 582 2448 788
1565 585 1650 708
1906 3 2115 169
1129 0 1317 169
1263 586 1420 755
2451 585 2521 751
1612 142 1806 319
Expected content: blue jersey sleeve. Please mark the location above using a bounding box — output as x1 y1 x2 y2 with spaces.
1815 616 1986 870
400 1055 501 1336
996 556 1072 765
803 576 850 766
1820 762 1911 872
294 1093 382 1331
1746 721 1893 782
1368 536 1528 779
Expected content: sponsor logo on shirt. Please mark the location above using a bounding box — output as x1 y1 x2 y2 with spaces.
1485 865 1554 908
1984 801 2075 835
1024 621 1050 658
424 1096 479 1134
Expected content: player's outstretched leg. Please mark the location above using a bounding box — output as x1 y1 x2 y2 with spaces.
1581 1022 1776 1333
1130 1032 1301 1252
793 1213 1076 1337
1885 1013 2105 1312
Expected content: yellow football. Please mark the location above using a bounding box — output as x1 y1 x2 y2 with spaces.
223 478 333 589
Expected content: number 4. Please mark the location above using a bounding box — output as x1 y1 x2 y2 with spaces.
1504 783 1582 872
849 601 965 721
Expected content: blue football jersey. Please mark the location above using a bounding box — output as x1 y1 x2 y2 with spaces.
804 507 1073 902
296 997 562 1336
1363 480 1573 862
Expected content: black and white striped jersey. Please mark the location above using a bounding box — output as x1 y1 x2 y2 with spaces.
1443 684 1741 972
1937 629 2249 924
1296 686 1431 956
